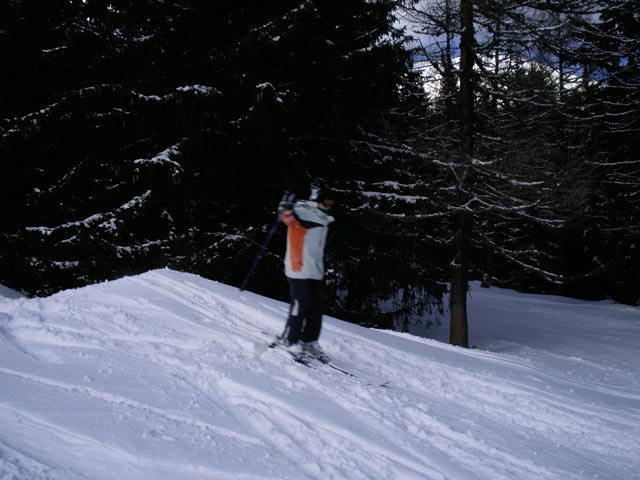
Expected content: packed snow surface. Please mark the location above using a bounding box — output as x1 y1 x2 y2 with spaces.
0 269 638 479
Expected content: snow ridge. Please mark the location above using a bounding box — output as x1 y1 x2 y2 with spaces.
0 269 638 479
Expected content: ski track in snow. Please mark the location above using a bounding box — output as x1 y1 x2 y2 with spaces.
1 269 639 480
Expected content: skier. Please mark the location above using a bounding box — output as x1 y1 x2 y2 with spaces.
274 187 335 362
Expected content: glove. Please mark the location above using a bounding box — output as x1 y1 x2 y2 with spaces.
278 191 296 214
278 200 293 214
280 209 295 225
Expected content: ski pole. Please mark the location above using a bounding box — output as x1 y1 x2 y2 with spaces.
239 217 281 292
239 192 295 292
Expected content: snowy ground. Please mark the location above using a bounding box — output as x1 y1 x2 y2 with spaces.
0 269 638 480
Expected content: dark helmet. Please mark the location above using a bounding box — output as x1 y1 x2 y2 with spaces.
316 189 336 209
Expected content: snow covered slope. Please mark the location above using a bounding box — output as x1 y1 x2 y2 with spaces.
0 284 25 300
0 269 638 480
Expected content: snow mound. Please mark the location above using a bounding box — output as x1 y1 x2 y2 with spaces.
0 269 639 479
0 283 26 299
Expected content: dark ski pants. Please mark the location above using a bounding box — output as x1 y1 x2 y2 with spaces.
283 278 324 344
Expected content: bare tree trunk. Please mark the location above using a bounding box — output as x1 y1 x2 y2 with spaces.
449 0 475 348
449 212 470 347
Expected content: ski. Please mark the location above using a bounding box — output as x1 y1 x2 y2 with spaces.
324 362 355 377
288 347 389 387
264 332 389 387
321 360 389 387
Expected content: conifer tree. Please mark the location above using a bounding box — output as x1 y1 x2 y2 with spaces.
565 0 640 303
399 0 599 345
1 0 437 327
1 1 243 293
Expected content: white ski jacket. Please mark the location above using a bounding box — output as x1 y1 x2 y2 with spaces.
281 200 334 280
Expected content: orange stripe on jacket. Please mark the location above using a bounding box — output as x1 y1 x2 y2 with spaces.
281 210 307 273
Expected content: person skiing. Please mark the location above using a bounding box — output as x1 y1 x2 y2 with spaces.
275 187 335 362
